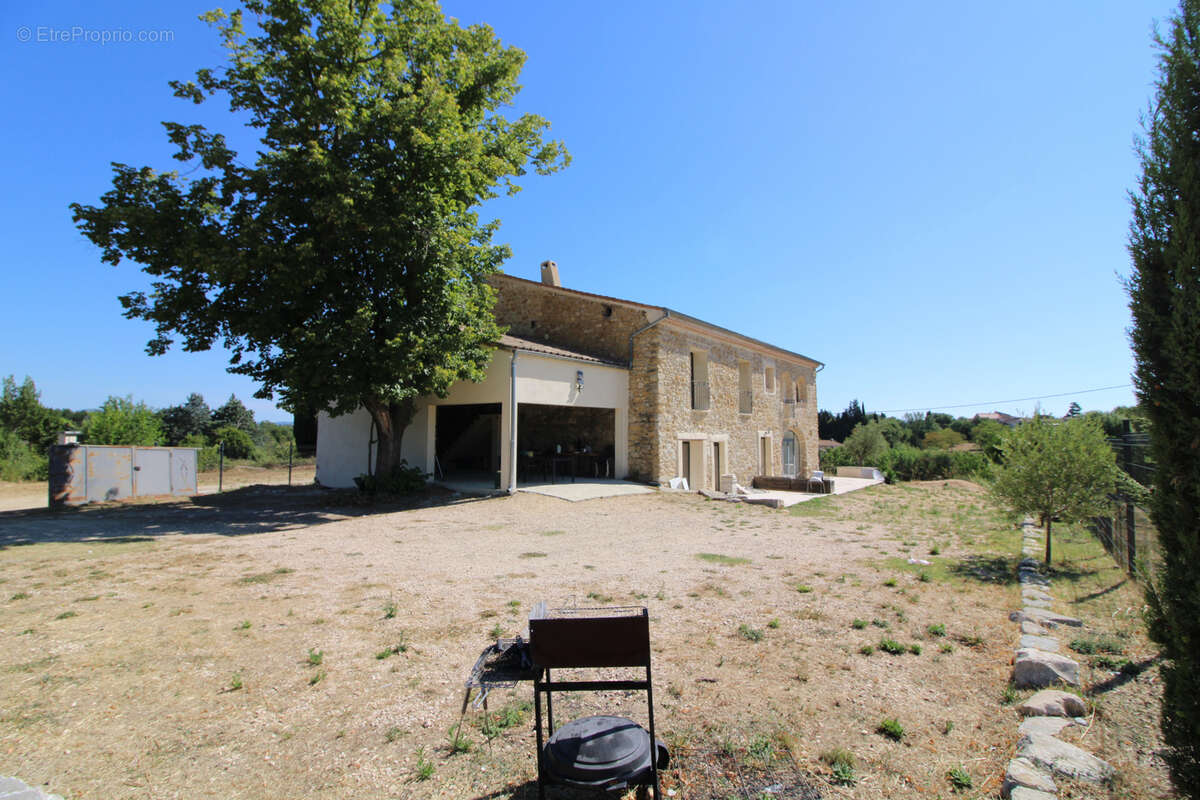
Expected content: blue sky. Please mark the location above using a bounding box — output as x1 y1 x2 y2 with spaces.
0 1 1174 422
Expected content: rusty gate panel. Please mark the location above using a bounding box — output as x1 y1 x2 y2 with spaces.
50 445 200 507
48 445 86 506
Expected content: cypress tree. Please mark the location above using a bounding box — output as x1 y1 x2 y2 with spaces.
1128 1 1200 794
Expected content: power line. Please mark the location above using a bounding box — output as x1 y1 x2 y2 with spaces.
875 384 1133 414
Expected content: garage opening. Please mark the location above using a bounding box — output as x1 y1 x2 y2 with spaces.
517 404 615 483
435 403 502 483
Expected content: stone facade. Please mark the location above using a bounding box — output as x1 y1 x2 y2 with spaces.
489 274 650 364
630 324 818 488
489 273 819 489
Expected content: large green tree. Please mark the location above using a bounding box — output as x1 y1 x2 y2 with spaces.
0 376 67 451
1128 1 1200 793
83 396 164 447
158 392 212 445
71 0 568 476
990 414 1122 564
840 420 888 467
211 394 256 435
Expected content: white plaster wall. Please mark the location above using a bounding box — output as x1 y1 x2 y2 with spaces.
315 407 372 488
315 350 631 489
514 357 626 409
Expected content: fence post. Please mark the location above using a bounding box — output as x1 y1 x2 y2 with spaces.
218 441 224 493
288 442 293 486
1121 421 1136 573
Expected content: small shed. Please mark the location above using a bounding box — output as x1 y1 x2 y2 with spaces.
49 444 199 507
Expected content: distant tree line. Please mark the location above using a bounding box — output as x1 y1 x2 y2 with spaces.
817 398 1147 483
0 375 296 481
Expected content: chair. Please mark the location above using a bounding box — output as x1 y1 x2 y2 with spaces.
529 604 664 799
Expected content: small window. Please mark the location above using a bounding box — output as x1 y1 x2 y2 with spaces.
764 367 775 394
738 361 752 414
690 351 710 410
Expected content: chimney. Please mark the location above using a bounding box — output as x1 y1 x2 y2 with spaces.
540 260 561 287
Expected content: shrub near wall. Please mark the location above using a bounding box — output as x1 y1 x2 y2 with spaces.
0 428 48 481
820 443 991 483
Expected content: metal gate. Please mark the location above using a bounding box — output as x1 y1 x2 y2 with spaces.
49 445 198 507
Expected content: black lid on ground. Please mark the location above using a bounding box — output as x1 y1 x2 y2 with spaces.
542 715 652 787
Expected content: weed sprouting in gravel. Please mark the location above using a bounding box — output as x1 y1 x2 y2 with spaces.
821 747 857 785
878 718 904 741
239 567 294 585
738 624 764 642
947 765 973 791
697 553 751 566
376 637 408 660
447 723 472 754
414 746 434 780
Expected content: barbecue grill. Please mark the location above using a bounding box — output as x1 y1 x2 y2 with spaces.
464 603 667 798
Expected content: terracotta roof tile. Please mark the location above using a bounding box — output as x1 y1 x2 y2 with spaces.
496 334 626 367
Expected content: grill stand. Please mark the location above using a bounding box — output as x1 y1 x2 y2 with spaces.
529 605 662 799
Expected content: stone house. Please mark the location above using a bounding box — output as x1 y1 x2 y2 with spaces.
316 262 821 491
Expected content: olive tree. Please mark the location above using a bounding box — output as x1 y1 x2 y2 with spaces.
990 414 1121 564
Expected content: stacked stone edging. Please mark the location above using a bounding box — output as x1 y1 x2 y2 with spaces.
1001 520 1114 798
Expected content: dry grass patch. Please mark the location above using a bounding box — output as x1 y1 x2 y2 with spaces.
0 479 1175 799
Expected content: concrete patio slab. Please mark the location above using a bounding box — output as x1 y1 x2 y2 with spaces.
736 476 885 508
518 479 656 502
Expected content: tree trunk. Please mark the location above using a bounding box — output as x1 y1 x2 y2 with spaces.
1044 516 1053 565
364 397 417 478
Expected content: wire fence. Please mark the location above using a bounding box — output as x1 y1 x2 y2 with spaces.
1092 424 1158 579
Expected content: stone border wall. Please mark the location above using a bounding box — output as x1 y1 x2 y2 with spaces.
1002 519 1114 799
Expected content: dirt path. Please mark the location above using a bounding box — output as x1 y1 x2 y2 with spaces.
0 464 316 513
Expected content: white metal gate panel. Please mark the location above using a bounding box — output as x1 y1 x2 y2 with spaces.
86 446 133 503
134 448 172 496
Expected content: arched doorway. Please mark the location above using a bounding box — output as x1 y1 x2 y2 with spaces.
782 432 797 477
782 430 808 477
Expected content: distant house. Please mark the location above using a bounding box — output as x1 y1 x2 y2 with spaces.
317 262 822 492
972 411 1021 428
818 439 842 452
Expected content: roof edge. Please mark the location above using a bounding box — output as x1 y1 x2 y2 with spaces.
492 272 823 368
